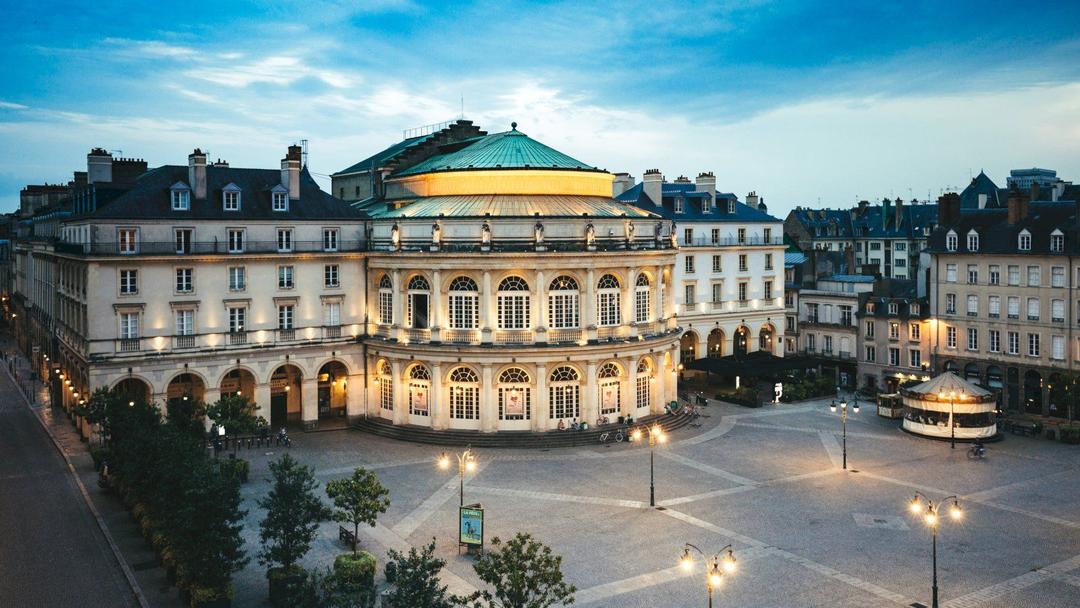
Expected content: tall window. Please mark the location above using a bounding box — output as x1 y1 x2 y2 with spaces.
634 274 651 323
910 323 920 340
1052 335 1065 360
1007 331 1019 355
175 309 194 336
227 229 244 253
407 275 430 329
171 188 190 210
119 269 138 295
498 367 531 420
449 367 480 420
967 328 978 351
910 349 921 368
1052 299 1065 322
323 228 339 252
277 229 293 252
1052 266 1065 287
946 326 956 348
175 268 193 293
1028 333 1040 357
1008 296 1020 319
324 301 340 327
966 231 978 251
945 293 956 314
118 229 138 254
684 256 695 274
597 362 622 416
223 188 240 211
272 191 289 211
228 307 245 334
597 274 621 326
175 229 192 254
764 227 772 243
764 281 773 300
1008 265 1019 285
946 231 957 251
765 253 773 270
378 361 393 411
1027 265 1040 286
408 365 431 416
497 276 530 330
378 275 393 325
945 264 957 282
967 295 978 316
1051 231 1064 253
989 265 1000 285
548 276 580 329
738 254 748 272
1027 297 1040 320
119 312 139 339
228 266 246 291
967 265 978 284
1018 230 1031 251
635 359 652 411
549 366 580 420
989 330 1000 353
712 255 722 273
448 276 480 329
737 228 746 244
324 264 340 288
278 266 294 289
278 304 294 330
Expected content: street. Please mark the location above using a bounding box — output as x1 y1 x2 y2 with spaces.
0 367 137 607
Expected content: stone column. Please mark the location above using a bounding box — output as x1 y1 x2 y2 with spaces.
623 267 635 334
583 361 598 425
626 357 639 417
480 363 495 432
654 354 667 415
391 360 407 425
585 268 597 342
535 270 547 344
431 362 446 430
534 363 548 431
254 383 271 423
654 265 665 322
346 373 363 422
301 377 318 430
392 269 403 341
664 265 677 329
481 271 494 344
430 269 443 342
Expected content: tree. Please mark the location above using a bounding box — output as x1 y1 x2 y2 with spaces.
258 453 331 572
384 540 453 608
206 393 264 435
325 468 390 554
456 533 576 608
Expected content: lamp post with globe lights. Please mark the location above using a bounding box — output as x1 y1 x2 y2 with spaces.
437 447 477 507
937 390 966 449
909 492 963 608
829 393 859 470
679 543 737 608
631 424 666 507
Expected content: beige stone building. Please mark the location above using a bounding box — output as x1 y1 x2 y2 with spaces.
855 281 931 393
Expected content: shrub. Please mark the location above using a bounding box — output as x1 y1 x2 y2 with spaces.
334 551 376 588
218 457 250 484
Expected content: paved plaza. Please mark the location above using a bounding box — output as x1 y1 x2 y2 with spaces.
216 399 1080 607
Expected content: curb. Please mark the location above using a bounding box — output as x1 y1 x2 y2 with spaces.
3 362 151 608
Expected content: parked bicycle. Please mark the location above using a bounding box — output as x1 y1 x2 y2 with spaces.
599 428 626 445
967 441 986 460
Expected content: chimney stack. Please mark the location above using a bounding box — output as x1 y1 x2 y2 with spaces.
1007 186 1030 225
282 145 302 200
643 169 663 207
894 197 904 230
1031 181 1041 202
937 192 961 226
694 171 716 198
612 172 635 196
746 191 759 209
187 149 207 199
87 148 113 184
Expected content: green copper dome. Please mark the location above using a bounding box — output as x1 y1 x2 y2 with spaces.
393 125 599 177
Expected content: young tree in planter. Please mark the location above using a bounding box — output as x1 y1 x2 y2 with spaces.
383 540 453 608
456 533 576 608
206 393 261 435
258 453 331 606
325 467 390 554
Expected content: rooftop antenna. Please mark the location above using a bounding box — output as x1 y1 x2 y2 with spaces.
460 94 464 120
301 139 309 167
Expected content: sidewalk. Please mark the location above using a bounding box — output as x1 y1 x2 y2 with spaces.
2 337 184 608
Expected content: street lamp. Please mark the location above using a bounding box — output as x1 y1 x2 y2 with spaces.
829 394 859 470
631 424 667 506
937 390 966 449
909 492 963 608
680 543 737 608
437 447 477 506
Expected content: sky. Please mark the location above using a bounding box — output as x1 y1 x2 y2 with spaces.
2 0 1079 215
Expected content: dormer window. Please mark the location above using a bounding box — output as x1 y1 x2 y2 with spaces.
1018 229 1031 251
1051 229 1064 253
170 183 190 211
727 200 736 214
946 230 957 252
967 230 978 252
222 183 241 211
702 196 711 214
272 186 289 212
674 197 684 214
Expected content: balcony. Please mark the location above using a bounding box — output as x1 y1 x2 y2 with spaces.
55 239 365 257
597 326 620 340
277 329 296 342
548 328 583 344
711 301 724 310
494 329 531 344
228 331 248 346
681 236 784 248
406 328 430 343
444 329 481 344
118 338 141 352
375 325 393 338
174 334 196 349
323 325 342 339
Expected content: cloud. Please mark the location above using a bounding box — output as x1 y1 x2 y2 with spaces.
0 101 29 110
103 37 199 59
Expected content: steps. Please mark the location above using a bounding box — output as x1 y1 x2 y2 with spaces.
349 413 698 449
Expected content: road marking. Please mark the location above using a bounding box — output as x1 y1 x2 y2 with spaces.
656 484 758 507
467 485 647 509
365 522 477 596
657 451 760 486
763 468 842 485
962 469 1075 502
739 421 905 440
943 553 1080 608
818 431 846 469
391 462 488 538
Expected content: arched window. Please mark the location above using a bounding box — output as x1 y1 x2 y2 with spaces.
597 362 621 415
448 276 479 329
407 275 430 329
449 367 480 420
497 276 530 330
636 359 653 411
407 364 430 416
378 275 393 325
548 276 580 329
1018 229 1031 251
1051 229 1064 253
634 274 651 324
548 366 580 420
945 230 957 252
498 367 531 420
966 230 979 252
597 274 621 326
377 360 393 411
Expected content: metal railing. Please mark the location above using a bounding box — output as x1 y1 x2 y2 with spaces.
118 338 141 352
55 240 364 256
174 334 196 349
323 326 342 339
681 236 784 247
228 331 248 346
494 329 531 344
277 329 296 342
407 328 430 343
548 328 582 344
444 329 480 344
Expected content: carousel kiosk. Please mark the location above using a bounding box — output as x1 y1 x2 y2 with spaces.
901 372 997 440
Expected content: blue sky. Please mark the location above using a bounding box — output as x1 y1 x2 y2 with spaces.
2 0 1079 214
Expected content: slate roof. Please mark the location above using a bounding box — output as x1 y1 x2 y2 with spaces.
392 127 599 177
79 165 364 221
784 252 807 267
825 274 875 283
332 133 436 176
927 201 1077 255
616 182 778 223
959 171 1003 209
370 195 659 219
789 201 938 239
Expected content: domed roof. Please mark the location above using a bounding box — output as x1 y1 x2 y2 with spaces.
905 372 991 398
393 124 599 177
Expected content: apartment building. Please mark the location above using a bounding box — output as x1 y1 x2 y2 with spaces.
856 280 931 392
797 275 873 387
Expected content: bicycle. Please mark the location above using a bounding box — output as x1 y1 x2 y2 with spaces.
599 428 626 445
967 444 986 460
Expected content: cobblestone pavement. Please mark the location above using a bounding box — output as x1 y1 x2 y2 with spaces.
218 400 1080 607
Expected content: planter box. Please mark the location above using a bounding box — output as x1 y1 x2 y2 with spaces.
268 569 304 608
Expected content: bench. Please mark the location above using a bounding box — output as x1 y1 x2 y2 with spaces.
1005 421 1040 436
338 526 357 550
